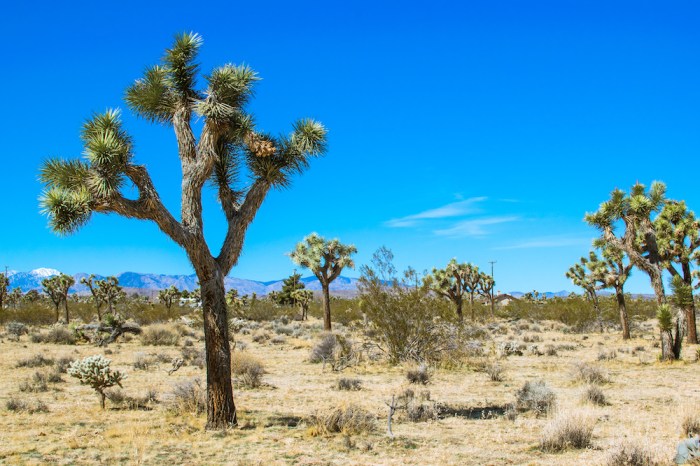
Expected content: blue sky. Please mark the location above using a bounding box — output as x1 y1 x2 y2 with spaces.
1 1 698 293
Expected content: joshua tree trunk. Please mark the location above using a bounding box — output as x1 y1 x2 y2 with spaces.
200 269 236 429
63 300 69 324
591 291 603 333
321 283 332 331
455 297 463 321
614 286 630 340
660 328 674 361
469 293 475 321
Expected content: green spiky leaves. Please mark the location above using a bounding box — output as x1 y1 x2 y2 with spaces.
125 66 177 123
657 304 673 332
39 186 93 235
289 233 357 281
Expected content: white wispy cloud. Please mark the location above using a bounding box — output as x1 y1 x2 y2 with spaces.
494 236 592 250
433 216 520 238
385 197 487 228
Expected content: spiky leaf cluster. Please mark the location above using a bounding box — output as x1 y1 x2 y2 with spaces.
41 274 75 308
424 259 483 302
158 285 182 310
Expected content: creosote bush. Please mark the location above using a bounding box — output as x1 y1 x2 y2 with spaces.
68 355 126 409
539 410 595 452
515 380 556 416
140 325 180 346
231 352 265 388
406 365 430 385
309 404 376 436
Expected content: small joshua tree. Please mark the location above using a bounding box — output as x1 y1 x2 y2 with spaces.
289 233 356 331
566 252 604 333
80 274 106 321
0 273 9 310
97 276 125 315
291 288 313 320
68 355 126 409
424 259 481 321
158 286 182 316
41 273 75 323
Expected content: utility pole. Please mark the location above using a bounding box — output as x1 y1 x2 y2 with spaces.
488 261 496 318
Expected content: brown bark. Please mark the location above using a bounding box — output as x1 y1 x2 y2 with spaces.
469 293 475 321
200 270 237 429
615 287 630 340
455 298 463 322
64 299 70 324
660 329 674 361
321 283 332 331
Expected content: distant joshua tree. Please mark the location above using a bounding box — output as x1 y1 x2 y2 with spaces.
566 252 604 333
41 274 75 323
289 233 356 331
158 286 182 315
424 259 482 321
0 274 9 310
38 33 326 427
80 274 106 320
97 276 125 315
291 288 313 320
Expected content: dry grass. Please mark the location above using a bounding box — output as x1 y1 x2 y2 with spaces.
539 409 596 452
0 317 693 464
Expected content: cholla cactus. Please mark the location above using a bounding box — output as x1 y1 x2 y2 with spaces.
68 355 126 409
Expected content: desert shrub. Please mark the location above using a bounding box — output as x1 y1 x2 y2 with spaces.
499 341 524 357
309 333 358 371
681 412 700 437
251 331 270 343
68 355 126 409
359 259 479 365
515 380 556 416
407 365 430 384
170 378 205 415
485 363 504 382
270 335 286 345
598 349 617 361
31 326 76 345
54 357 74 373
336 378 362 391
573 362 609 384
140 325 180 346
6 397 49 413
19 372 49 393
16 354 54 368
181 346 205 368
105 388 158 410
582 385 607 406
273 323 295 336
539 410 595 452
545 345 558 356
309 404 376 435
605 441 661 466
133 353 155 370
6 321 29 338
231 352 265 388
523 334 542 343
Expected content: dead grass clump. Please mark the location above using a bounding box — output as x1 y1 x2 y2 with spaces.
55 357 74 373
106 388 158 410
499 341 524 357
140 325 180 346
539 410 595 452
336 378 362 391
309 404 376 436
406 365 430 384
485 363 504 382
19 372 50 393
582 385 607 406
681 412 700 437
6 322 29 338
16 354 54 368
270 335 286 345
573 362 609 385
170 378 205 415
252 331 270 343
545 345 558 356
310 333 339 363
231 352 265 388
605 441 661 466
133 353 155 370
31 326 76 345
598 349 618 361
515 380 556 416
180 346 205 368
6 397 49 414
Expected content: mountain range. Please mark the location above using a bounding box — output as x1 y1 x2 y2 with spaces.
5 268 361 297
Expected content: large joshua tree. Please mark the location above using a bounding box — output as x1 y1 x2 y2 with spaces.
585 182 683 360
41 274 75 323
38 33 327 428
289 233 356 331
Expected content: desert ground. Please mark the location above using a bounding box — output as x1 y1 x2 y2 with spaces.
1 315 697 465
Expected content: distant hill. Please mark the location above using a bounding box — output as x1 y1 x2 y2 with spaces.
6 268 362 297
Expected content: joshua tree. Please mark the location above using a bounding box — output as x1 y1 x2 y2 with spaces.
477 273 495 314
655 200 700 343
289 233 356 331
97 276 125 315
589 244 633 339
41 274 75 323
80 274 106 320
566 252 604 333
7 288 23 309
424 259 481 321
38 33 327 428
0 274 9 310
585 182 683 360
158 286 182 315
291 288 313 320
23 289 40 303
